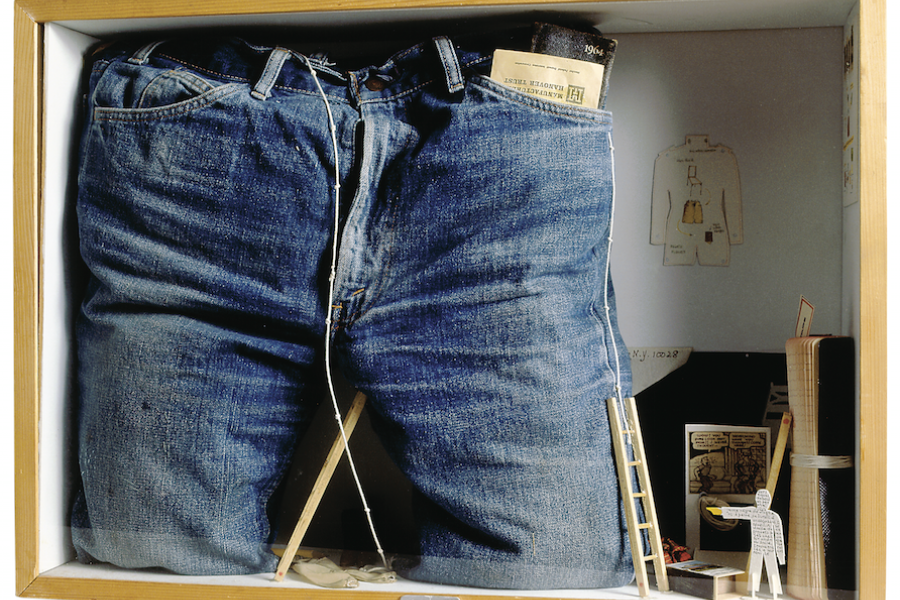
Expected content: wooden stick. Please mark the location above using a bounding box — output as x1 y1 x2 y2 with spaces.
273 391 368 582
765 412 793 496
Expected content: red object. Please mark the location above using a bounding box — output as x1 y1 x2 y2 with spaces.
661 537 692 564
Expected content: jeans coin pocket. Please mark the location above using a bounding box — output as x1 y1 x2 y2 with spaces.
136 69 217 109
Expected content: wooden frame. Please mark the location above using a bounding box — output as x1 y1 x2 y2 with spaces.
13 0 887 598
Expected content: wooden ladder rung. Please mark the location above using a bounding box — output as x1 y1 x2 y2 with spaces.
607 396 670 597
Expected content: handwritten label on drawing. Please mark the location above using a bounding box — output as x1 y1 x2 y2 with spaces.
631 348 684 362
490 49 605 108
629 347 692 394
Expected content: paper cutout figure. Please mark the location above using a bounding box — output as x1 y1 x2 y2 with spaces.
651 135 743 266
708 489 785 599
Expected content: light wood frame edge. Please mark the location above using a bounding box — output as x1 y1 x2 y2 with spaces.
21 578 540 600
12 0 888 598
15 0 631 23
14 1 42 596
857 0 887 599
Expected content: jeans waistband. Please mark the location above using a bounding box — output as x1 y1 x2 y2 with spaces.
116 35 504 105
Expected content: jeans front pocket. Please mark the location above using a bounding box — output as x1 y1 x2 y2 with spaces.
92 60 245 122
468 73 612 123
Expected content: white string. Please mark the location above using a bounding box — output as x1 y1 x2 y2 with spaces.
302 55 388 569
601 131 629 432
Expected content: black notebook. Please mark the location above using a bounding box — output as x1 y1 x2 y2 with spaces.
530 22 617 108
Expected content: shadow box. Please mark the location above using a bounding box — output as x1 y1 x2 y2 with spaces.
13 0 887 599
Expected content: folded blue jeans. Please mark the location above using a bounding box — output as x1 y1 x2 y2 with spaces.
72 35 634 589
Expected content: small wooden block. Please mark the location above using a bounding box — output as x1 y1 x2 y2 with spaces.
666 560 744 600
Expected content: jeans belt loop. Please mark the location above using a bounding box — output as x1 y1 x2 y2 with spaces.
433 36 464 94
126 40 168 65
252 47 292 101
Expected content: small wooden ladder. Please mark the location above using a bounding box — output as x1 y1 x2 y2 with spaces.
607 396 670 598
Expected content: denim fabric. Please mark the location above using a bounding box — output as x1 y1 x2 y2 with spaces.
72 36 634 589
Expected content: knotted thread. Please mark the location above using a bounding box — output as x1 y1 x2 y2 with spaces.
303 54 388 569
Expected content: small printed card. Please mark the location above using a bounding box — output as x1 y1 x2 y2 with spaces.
795 296 815 337
489 49 605 108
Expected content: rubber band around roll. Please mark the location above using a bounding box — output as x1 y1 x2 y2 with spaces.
789 453 853 469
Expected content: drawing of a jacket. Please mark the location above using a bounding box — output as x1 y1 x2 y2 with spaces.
651 135 743 266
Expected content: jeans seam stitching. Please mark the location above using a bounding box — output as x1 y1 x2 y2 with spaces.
351 193 398 326
155 52 251 84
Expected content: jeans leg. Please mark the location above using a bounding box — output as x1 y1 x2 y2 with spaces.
333 74 633 589
71 45 353 574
